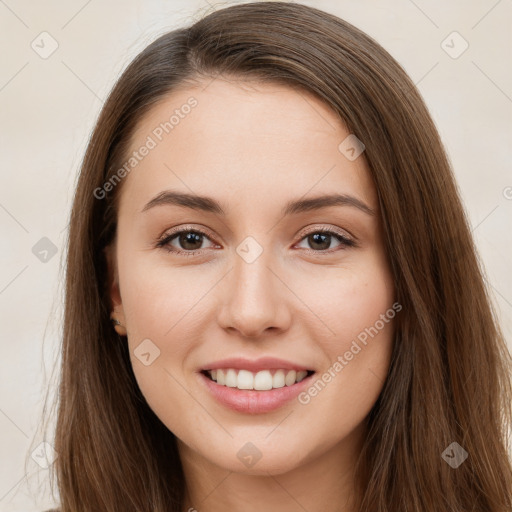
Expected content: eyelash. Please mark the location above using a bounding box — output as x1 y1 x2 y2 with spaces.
155 226 356 257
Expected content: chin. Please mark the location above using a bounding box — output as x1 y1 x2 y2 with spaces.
202 438 310 476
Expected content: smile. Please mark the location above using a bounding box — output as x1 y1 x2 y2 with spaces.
202 368 314 390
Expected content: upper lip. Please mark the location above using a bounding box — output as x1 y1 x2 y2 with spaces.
200 357 314 373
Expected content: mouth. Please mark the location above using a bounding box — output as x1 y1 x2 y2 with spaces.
197 356 317 413
200 368 316 391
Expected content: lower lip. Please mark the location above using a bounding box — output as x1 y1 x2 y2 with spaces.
198 371 314 414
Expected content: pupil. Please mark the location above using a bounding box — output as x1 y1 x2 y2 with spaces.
180 232 202 250
310 233 330 250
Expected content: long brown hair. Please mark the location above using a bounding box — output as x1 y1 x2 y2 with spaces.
35 2 512 510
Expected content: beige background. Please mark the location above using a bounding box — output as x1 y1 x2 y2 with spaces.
0 0 511 510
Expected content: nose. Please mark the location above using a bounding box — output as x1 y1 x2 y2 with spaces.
216 248 292 339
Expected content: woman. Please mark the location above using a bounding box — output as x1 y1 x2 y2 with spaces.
38 2 512 511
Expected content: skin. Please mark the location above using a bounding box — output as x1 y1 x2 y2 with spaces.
106 76 396 512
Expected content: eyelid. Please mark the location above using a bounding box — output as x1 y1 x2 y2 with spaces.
296 224 355 243
293 226 357 253
157 224 217 242
155 224 219 253
156 223 357 256
158 224 354 243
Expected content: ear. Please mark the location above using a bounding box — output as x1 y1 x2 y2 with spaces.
104 242 126 330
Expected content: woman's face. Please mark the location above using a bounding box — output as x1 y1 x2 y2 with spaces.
107 77 396 475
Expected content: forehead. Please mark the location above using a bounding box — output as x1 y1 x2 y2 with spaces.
118 77 376 216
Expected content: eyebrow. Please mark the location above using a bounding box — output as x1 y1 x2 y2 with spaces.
141 190 375 217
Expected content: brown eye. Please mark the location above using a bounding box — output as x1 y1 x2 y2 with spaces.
156 229 216 256
296 229 355 252
307 233 332 251
176 231 204 250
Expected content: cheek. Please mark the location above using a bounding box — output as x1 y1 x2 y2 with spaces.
119 243 214 340
333 274 395 351
291 250 395 419
292 249 395 351
117 250 223 418
121 279 206 398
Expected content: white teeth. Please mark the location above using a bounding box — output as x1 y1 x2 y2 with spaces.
206 368 311 390
296 370 308 382
272 369 285 388
285 370 296 386
225 369 237 387
237 369 254 389
254 370 273 390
